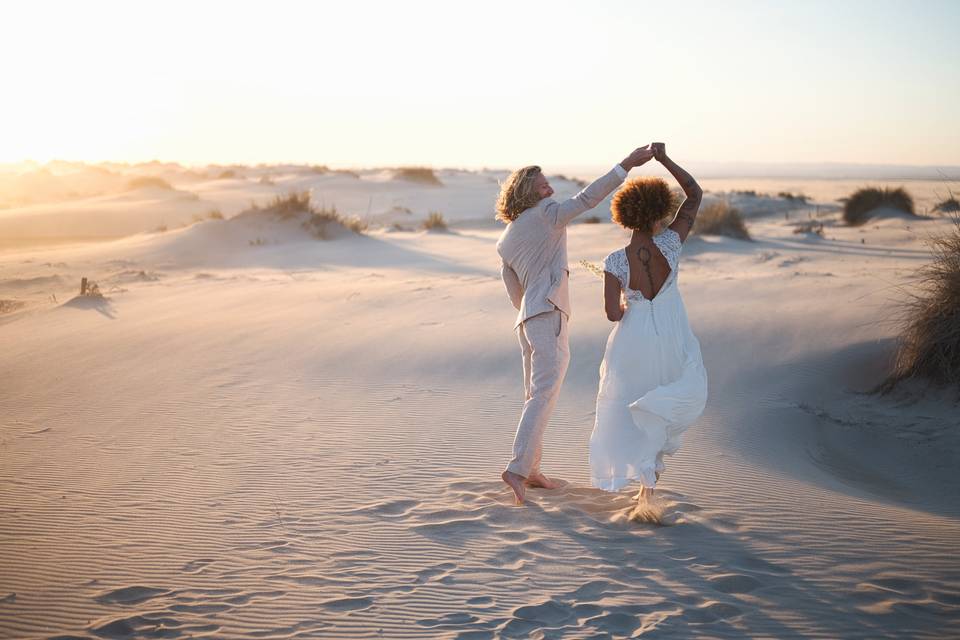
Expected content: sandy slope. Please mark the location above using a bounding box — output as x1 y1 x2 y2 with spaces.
0 205 958 638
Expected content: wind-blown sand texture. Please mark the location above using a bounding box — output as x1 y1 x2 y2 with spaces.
1 171 958 638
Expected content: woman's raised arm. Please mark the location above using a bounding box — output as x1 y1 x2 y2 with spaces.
654 143 703 243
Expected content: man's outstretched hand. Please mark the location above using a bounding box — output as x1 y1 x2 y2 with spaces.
621 145 655 171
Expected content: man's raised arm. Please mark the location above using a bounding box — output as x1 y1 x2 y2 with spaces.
545 145 655 227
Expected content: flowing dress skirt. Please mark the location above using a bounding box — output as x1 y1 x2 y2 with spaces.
589 285 708 491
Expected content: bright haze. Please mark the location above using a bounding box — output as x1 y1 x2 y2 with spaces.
2 0 958 172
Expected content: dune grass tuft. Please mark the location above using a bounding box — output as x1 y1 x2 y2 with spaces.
127 176 173 190
693 201 751 240
843 187 915 226
934 197 959 214
422 211 448 231
880 213 960 392
244 191 366 238
394 167 442 186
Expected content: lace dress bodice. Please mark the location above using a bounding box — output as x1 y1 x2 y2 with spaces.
602 228 683 301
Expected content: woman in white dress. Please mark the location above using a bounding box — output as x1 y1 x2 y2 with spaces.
590 142 708 497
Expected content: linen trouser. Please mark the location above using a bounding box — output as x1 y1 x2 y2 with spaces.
506 309 571 477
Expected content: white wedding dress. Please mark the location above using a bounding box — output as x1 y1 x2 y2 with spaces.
590 228 708 491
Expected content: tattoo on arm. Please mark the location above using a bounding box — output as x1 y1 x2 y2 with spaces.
662 157 701 198
670 190 703 240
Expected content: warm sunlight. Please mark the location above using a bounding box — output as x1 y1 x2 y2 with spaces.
2 3 959 638
2 0 958 167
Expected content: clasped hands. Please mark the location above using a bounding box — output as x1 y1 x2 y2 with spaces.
621 142 667 171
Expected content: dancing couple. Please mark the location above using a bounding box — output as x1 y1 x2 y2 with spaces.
495 143 708 504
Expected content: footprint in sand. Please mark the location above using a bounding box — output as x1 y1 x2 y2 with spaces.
95 585 170 605
181 558 216 574
416 612 478 628
320 596 374 612
707 573 763 594
512 599 576 626
415 562 456 584
585 611 642 635
684 600 743 623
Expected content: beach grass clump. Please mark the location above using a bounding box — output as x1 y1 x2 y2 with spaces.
694 201 751 240
127 176 173 190
422 211 448 231
793 220 825 237
206 208 224 220
934 197 959 214
394 167 442 186
245 191 365 239
843 187 915 226
778 191 809 203
880 213 960 392
582 216 602 224
553 174 588 188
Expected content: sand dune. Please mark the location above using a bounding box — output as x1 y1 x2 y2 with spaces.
0 185 958 637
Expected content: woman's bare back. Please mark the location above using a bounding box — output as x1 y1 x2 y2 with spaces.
625 241 672 301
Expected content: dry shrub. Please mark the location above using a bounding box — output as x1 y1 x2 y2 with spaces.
843 187 914 226
880 213 960 392
793 221 824 237
553 174 588 188
422 211 447 230
394 167 442 186
246 192 365 239
778 191 809 203
694 201 751 240
207 209 224 220
934 197 959 214
581 216 601 224
127 176 173 190
0 299 25 314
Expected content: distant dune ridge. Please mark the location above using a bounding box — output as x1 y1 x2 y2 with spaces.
1 160 956 248
0 161 958 637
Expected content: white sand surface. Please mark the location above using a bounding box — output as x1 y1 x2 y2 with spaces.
1 187 958 638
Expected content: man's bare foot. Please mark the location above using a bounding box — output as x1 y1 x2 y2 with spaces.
525 471 561 490
501 470 526 505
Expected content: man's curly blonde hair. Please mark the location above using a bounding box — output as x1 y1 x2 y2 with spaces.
495 165 543 223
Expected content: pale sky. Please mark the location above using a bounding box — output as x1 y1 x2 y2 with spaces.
2 0 958 169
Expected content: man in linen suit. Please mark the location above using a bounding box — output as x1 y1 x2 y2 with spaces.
495 145 656 504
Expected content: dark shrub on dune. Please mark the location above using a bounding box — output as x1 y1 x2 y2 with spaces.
394 167 442 186
127 176 173 190
934 197 959 214
843 187 914 226
422 211 448 231
694 201 751 240
245 192 366 238
881 213 960 392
